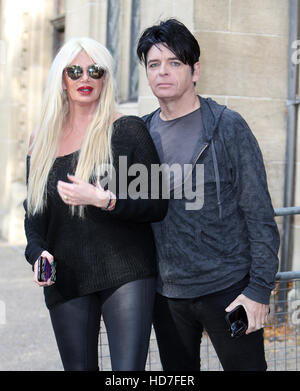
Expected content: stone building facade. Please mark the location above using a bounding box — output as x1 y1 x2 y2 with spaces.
0 1 298 270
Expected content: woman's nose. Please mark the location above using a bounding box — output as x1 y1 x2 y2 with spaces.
80 69 90 81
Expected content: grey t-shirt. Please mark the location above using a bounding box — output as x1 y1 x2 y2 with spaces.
149 107 204 189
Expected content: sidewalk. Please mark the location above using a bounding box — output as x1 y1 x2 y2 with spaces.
0 240 63 371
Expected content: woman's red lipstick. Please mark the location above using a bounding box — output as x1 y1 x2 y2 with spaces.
77 86 93 95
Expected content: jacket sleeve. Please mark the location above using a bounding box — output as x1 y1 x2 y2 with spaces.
86 116 168 223
23 158 48 267
222 111 280 304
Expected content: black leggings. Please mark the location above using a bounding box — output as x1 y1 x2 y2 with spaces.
49 277 156 371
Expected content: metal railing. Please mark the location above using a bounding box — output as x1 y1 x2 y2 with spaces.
274 206 300 216
97 207 300 371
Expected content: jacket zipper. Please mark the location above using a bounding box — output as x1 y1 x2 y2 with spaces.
172 142 209 191
192 142 209 169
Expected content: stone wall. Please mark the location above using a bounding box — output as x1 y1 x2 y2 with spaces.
0 0 54 243
193 0 288 212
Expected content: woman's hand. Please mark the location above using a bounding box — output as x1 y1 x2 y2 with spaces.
57 174 110 208
33 250 55 287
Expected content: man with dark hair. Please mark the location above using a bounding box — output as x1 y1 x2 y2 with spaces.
137 18 280 371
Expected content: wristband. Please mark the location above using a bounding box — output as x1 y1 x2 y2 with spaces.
103 190 112 210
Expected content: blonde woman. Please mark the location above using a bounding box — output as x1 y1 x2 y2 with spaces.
24 37 168 371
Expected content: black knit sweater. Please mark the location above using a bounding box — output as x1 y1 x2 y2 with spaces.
24 116 168 309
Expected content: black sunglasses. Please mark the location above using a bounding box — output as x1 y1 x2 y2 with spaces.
65 64 105 80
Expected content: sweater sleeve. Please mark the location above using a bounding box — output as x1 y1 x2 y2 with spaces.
23 158 48 267
86 116 168 223
222 111 280 304
24 200 48 267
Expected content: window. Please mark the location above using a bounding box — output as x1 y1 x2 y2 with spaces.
129 0 140 101
106 0 140 103
51 0 65 57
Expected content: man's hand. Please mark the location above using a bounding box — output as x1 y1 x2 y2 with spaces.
225 294 269 334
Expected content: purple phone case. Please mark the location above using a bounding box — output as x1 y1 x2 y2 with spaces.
43 260 52 280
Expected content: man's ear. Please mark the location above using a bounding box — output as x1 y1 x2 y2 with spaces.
192 61 201 83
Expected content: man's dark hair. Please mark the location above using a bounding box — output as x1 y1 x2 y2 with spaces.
137 18 200 69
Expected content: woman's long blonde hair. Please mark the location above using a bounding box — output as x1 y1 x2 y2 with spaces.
27 37 116 217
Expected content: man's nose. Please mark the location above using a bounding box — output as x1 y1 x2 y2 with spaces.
159 63 169 75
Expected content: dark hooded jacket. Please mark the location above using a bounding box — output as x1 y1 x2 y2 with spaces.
142 96 280 304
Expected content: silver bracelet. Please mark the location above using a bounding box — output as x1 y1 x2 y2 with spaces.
102 190 112 210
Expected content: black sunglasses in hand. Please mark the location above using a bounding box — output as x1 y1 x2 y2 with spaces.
65 64 105 80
